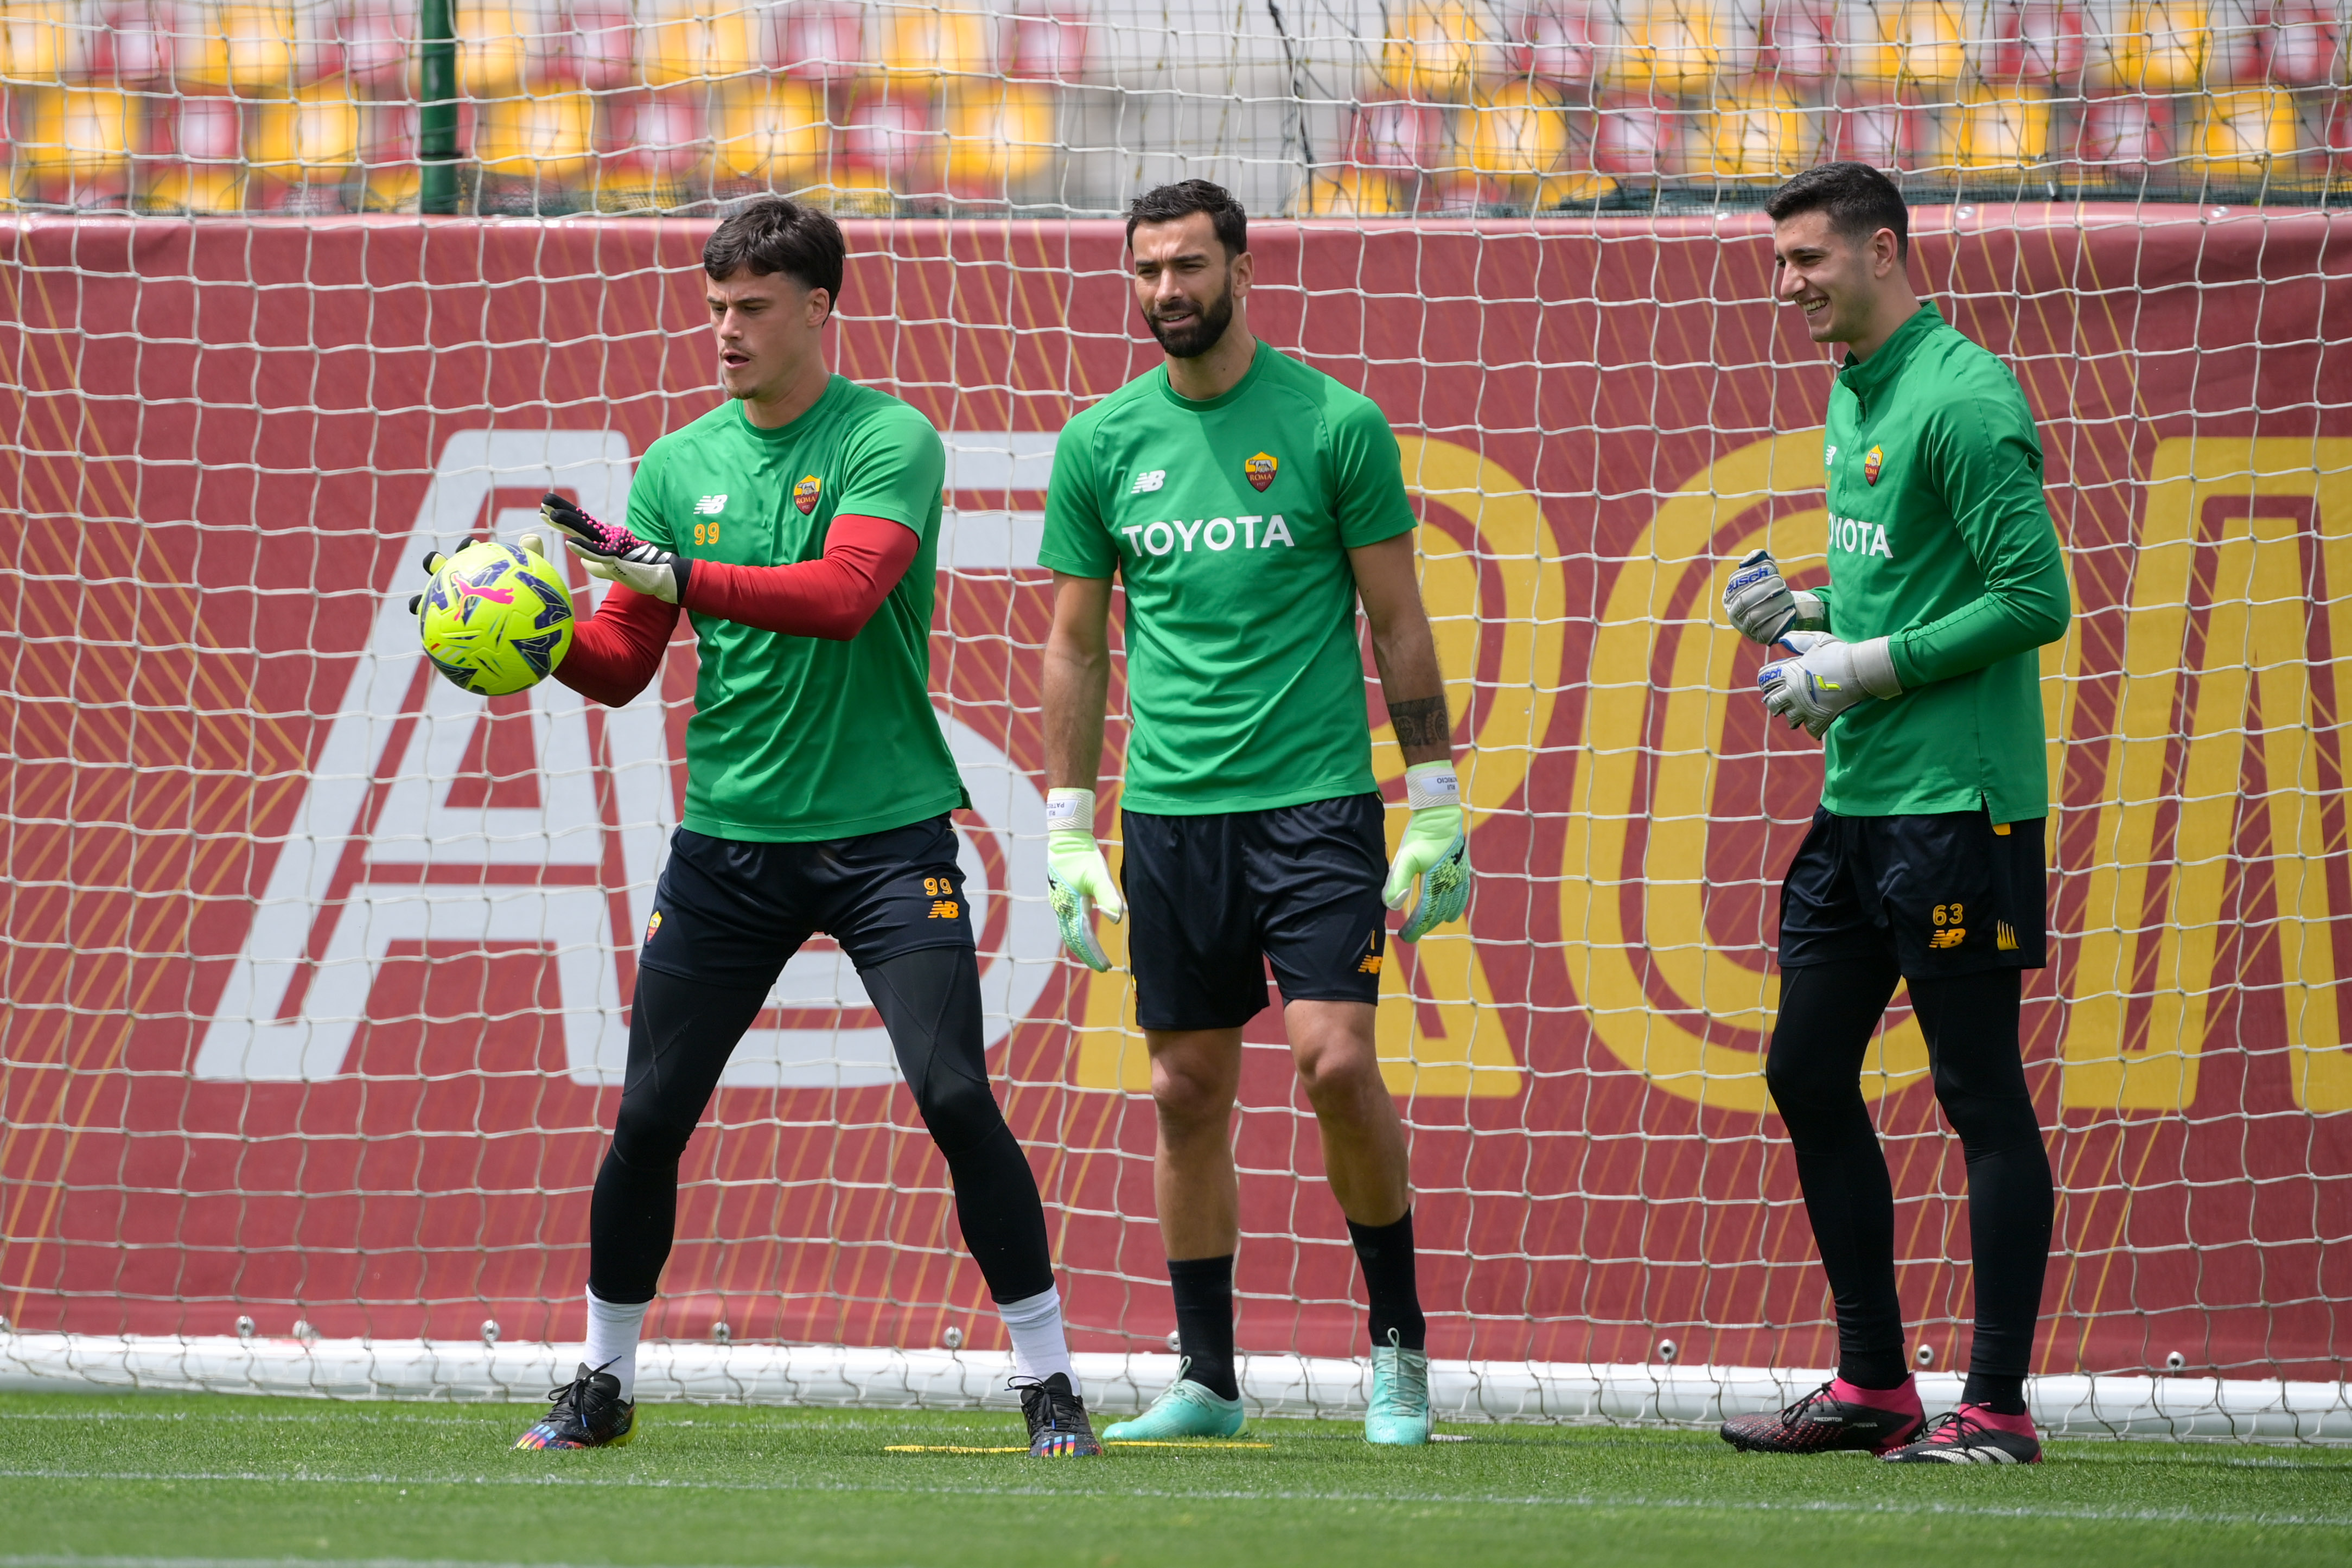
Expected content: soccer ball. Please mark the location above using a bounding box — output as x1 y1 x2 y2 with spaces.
415 540 575 696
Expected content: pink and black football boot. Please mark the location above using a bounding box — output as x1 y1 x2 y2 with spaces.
1719 1376 1926 1455
1882 1404 2043 1464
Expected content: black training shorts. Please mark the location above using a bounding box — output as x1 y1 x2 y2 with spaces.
1120 793 1390 1031
1777 805 2048 978
638 816 974 989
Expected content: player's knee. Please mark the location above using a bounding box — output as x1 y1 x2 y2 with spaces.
610 1092 697 1170
1294 1038 1384 1118
910 1067 1004 1155
1149 1054 1233 1133
1939 1091 2046 1161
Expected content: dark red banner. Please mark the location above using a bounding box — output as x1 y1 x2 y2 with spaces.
1 209 2347 1382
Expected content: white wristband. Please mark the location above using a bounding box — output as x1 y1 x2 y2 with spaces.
1403 763 1460 812
1044 788 1096 832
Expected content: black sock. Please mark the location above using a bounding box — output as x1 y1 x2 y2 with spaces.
1346 1210 1427 1352
1167 1254 1239 1400
1962 1373 2029 1416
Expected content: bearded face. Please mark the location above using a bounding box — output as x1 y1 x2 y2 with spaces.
1142 265 1236 359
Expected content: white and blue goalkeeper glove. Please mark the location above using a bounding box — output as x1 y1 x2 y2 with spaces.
1723 549 1825 645
1757 630 1901 737
1384 761 1471 943
1045 788 1123 972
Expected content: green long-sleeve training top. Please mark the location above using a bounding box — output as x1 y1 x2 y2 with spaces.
1810 303 2073 824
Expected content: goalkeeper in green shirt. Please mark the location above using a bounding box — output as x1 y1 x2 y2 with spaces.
1037 180 1470 1446
1717 164 2071 1465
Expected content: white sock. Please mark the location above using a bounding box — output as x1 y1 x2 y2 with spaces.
583 1289 649 1402
997 1285 1079 1397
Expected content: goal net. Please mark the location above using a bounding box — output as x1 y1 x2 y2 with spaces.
1 0 2349 1438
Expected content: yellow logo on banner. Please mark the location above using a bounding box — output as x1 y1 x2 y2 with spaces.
1072 435 1550 1100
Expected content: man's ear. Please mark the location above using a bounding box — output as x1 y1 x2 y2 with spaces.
1229 248 1255 293
807 286 834 326
1872 227 1901 277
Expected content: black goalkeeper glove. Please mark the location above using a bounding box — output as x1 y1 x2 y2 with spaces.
539 492 691 604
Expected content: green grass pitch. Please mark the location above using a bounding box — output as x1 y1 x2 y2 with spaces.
5 1392 2349 1567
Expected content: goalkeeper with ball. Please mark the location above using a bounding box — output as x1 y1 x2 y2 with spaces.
1037 180 1469 1446
451 198 1098 1457
1718 164 2071 1464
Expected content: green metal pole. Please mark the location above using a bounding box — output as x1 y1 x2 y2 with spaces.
418 0 458 214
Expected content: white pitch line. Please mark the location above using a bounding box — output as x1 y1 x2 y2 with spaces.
1 1468 2347 1529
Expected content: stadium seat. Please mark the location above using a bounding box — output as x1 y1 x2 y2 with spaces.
1688 90 1813 181
214 5 306 92
710 78 826 186
1760 2 1835 90
1824 96 1926 170
2256 0 2340 87
1945 89 2056 169
474 85 596 181
1467 80 1606 205
2075 90 2172 176
456 4 531 98
638 0 756 87
945 82 1054 194
1616 3 1722 97
604 84 707 177
772 0 864 80
2193 87 2300 180
142 90 244 208
336 0 412 87
14 84 134 203
1380 1 1485 103
1990 0 2086 86
1518 3 1596 92
1349 97 1448 174
1298 167 1408 215
1 2 84 84
833 89 941 200
1854 1 1967 90
1008 5 1086 84
247 78 364 172
2100 1 2208 92
878 2 993 82
565 1 635 91
1591 92 1669 177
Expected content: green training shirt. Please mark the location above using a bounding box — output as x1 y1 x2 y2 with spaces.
1813 303 2072 823
629 375 966 842
1038 340 1419 814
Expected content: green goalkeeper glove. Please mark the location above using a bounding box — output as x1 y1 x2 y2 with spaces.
1384 761 1471 943
1045 787 1123 972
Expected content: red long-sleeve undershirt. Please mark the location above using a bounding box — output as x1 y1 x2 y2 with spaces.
552 512 917 708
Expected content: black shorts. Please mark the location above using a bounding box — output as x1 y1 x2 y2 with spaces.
1777 806 2048 978
1121 794 1390 1031
638 817 973 989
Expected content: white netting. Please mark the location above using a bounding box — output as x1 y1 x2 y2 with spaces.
0 3 2348 1431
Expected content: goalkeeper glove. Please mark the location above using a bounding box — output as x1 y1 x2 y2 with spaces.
540 492 691 604
1045 787 1124 972
1757 630 1902 737
1723 548 1825 645
1383 761 1471 943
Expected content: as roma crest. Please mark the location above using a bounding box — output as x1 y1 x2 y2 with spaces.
1863 445 1884 486
1244 451 1277 492
794 474 823 514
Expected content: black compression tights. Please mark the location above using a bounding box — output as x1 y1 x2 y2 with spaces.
1765 956 2054 1412
587 948 1056 1307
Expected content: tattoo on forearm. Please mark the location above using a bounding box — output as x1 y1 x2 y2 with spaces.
1387 695 1451 750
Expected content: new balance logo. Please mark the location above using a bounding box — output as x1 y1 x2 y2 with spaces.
1929 928 1967 950
1130 469 1166 494
694 494 727 515
1357 953 1384 974
929 899 961 920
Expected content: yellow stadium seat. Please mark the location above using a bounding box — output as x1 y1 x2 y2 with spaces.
2102 1 2209 92
247 80 364 171
1380 1 1486 103
214 5 302 92
475 87 596 179
1946 90 2056 168
878 3 993 82
945 84 1054 191
1689 90 1813 180
1467 81 1608 205
639 0 757 86
837 90 939 190
710 79 827 183
1853 2 1967 88
0 3 81 83
453 4 533 97
2194 87 2299 179
1299 168 1408 216
17 85 135 176
1617 3 1723 97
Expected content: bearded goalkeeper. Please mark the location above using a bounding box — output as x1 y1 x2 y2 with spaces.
1717 164 2071 1464
1037 180 1469 1448
427 197 1097 1458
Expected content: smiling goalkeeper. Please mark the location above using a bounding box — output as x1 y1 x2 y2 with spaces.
1719 164 2072 1465
1037 181 1470 1447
